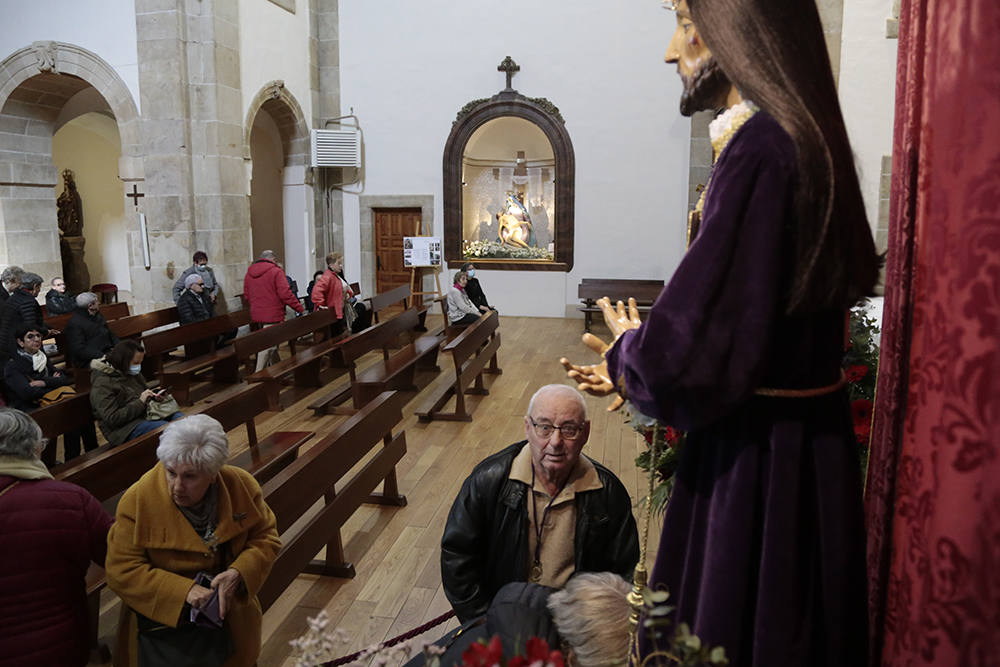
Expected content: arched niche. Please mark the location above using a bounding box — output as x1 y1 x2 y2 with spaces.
443 91 575 271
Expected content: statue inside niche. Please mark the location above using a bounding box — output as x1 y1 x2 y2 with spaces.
57 169 83 237
496 192 535 248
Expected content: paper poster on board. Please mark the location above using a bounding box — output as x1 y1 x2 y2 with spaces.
403 237 442 267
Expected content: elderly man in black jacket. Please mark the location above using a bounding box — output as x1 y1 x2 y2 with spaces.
441 384 639 623
64 292 118 368
177 273 214 324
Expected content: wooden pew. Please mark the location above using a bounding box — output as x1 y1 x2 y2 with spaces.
307 307 443 416
45 301 130 333
416 310 502 422
108 305 179 339
577 278 665 333
369 284 411 324
31 392 97 467
240 309 342 410
141 309 251 392
258 390 408 610
51 384 312 503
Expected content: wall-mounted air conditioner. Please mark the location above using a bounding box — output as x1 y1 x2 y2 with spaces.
310 128 361 168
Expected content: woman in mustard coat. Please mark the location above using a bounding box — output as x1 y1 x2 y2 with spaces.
105 415 281 667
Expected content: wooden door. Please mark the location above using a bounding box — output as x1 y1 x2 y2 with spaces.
374 207 422 295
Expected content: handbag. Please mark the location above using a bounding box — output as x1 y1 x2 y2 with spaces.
136 612 232 667
39 385 76 406
146 393 181 421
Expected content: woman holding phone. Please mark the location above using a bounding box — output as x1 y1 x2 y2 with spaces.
90 339 183 446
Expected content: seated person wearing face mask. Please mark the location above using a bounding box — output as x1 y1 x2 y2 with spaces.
90 340 183 447
172 251 219 304
460 262 495 313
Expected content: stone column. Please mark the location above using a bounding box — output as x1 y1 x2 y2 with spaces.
134 0 250 312
309 0 343 271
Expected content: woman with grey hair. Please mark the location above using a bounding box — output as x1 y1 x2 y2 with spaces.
106 414 281 667
548 572 632 667
0 265 23 302
64 291 118 368
446 271 482 326
0 407 112 666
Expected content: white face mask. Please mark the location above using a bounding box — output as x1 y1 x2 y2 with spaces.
128 364 142 375
196 264 209 272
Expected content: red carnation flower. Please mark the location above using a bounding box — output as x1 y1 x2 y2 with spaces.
663 426 682 447
462 635 503 667
845 364 869 383
854 421 871 444
852 399 873 422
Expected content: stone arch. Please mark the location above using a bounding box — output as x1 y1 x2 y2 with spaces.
0 41 141 158
0 41 142 284
243 81 309 167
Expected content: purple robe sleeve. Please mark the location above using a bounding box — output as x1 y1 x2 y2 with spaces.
605 118 797 429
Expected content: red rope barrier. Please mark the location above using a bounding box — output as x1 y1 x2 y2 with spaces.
322 609 457 666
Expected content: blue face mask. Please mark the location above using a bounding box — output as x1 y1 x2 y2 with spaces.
196 264 209 272
466 269 475 278
128 364 142 375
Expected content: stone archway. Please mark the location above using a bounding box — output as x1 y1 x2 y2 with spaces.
244 81 313 288
0 41 141 284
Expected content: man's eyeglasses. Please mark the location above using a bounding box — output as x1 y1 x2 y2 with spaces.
529 418 585 440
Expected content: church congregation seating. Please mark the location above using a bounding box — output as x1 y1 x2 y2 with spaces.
416 310 502 422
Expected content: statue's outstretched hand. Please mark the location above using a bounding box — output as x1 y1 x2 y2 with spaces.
560 296 642 412
560 333 625 412
600 296 642 339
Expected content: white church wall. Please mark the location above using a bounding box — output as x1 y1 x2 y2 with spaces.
338 1 689 318
238 0 313 129
839 0 898 231
0 0 140 114
52 112 132 291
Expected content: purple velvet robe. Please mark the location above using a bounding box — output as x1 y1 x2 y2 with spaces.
607 113 867 666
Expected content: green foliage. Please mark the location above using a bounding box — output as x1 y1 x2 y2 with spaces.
640 589 729 666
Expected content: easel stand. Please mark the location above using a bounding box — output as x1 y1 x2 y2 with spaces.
410 266 443 309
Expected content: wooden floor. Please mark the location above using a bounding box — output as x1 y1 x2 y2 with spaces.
90 314 663 666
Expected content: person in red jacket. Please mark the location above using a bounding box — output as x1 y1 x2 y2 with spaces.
0 407 113 667
242 250 304 371
311 252 355 335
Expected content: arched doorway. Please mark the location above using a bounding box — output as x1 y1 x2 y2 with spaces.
0 42 141 296
245 82 310 291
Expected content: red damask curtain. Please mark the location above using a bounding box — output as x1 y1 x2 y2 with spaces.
864 0 1000 665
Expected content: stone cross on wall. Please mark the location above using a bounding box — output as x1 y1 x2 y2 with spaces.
498 56 520 91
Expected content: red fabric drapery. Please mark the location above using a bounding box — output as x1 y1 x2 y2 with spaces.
864 0 1000 665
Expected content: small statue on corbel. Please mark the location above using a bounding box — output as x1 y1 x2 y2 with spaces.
31 41 57 74
266 80 285 100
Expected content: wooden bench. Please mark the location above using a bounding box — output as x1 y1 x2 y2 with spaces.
31 392 98 467
142 310 252 403
577 278 665 333
370 283 440 328
307 307 443 415
258 390 408 609
108 305 180 340
240 309 343 410
45 301 130 332
416 310 502 422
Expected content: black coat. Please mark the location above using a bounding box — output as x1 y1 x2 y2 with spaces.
64 308 118 368
0 289 48 361
403 582 561 667
45 289 76 315
3 352 73 411
440 442 639 622
177 289 214 325
465 277 492 311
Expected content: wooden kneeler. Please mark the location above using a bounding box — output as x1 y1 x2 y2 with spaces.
416 310 501 422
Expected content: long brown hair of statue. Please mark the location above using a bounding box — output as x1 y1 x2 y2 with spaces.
689 0 879 313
